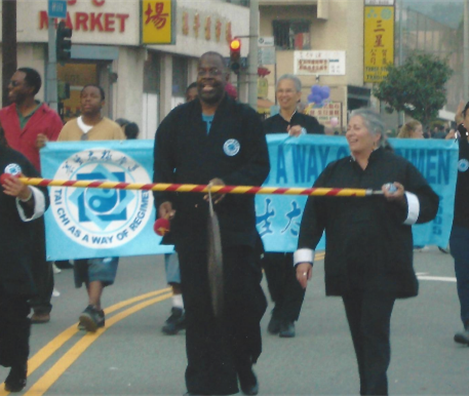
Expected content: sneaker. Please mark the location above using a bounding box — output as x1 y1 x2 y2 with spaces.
31 312 50 324
279 321 296 338
4 363 27 392
78 305 105 333
413 246 429 253
267 316 281 335
162 307 185 335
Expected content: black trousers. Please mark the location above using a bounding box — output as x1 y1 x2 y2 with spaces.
342 291 396 396
178 246 267 395
262 252 305 322
0 288 31 368
29 217 54 315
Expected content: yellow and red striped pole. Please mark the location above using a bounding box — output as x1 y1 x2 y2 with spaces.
18 177 381 197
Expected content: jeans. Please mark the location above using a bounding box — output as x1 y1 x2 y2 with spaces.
449 225 469 327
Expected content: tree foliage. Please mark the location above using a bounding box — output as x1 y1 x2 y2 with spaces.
373 54 453 128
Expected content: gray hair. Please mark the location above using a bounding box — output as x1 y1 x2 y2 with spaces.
350 108 386 147
276 74 302 92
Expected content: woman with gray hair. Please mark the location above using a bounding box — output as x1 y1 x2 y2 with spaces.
294 108 439 395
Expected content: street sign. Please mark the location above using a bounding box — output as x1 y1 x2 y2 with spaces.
258 36 274 47
48 0 67 18
258 47 276 65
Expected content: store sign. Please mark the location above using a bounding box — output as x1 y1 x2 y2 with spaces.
364 5 395 83
294 51 345 76
365 0 395 5
141 0 174 44
39 0 130 33
304 102 342 128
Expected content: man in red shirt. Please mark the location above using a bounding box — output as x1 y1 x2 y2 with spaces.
0 68 63 323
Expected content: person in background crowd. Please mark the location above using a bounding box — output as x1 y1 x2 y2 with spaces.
185 82 198 103
0 67 63 324
295 108 439 395
397 120 424 139
58 84 125 332
154 52 270 396
0 123 49 392
261 74 323 338
433 124 447 139
160 82 199 336
448 101 469 345
115 118 140 140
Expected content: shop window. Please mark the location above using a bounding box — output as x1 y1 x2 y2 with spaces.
273 20 311 50
172 56 188 98
144 51 160 94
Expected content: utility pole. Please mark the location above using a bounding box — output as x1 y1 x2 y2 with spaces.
47 17 59 112
248 0 259 110
2 0 17 107
464 0 469 100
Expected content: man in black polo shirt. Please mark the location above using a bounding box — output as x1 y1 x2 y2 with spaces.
262 74 323 338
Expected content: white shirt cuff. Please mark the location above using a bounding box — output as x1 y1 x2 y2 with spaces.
300 127 307 135
16 186 46 222
403 191 420 225
294 248 314 266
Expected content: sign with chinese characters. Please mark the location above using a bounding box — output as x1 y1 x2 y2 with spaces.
141 0 174 44
364 5 395 83
294 51 346 76
304 102 342 128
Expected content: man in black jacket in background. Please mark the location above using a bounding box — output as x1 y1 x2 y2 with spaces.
262 74 324 338
153 52 270 396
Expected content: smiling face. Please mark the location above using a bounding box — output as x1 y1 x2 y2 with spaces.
276 78 301 114
196 54 227 105
8 71 34 105
346 115 381 157
80 86 104 117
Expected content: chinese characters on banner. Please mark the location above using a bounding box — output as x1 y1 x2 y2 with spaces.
141 0 173 44
364 5 395 83
294 51 346 76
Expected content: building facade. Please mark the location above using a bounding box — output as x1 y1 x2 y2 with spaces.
0 0 250 139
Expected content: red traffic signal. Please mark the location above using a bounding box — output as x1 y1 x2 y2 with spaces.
229 38 241 74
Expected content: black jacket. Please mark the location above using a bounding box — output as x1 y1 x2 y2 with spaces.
298 148 439 298
0 146 49 296
153 95 270 251
263 112 324 135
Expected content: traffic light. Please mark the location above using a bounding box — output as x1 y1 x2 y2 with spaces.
229 38 241 74
56 21 72 62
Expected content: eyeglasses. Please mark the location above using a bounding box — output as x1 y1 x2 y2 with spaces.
197 68 223 77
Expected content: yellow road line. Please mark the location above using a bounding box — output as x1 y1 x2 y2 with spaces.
27 288 171 375
23 292 172 396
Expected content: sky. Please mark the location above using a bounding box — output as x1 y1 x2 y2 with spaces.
402 0 463 29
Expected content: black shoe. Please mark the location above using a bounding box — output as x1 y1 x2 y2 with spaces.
162 307 186 335
79 305 105 333
454 329 469 345
238 366 258 395
267 316 281 335
279 321 295 338
4 363 27 392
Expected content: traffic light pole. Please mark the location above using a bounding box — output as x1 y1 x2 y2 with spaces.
247 0 259 111
46 17 58 112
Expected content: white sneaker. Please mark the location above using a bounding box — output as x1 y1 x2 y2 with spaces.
52 263 61 274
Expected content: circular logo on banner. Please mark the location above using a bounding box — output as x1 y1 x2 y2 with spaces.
458 159 469 172
4 163 22 176
50 149 153 248
223 139 240 156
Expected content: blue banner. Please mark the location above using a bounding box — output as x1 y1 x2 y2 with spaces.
41 141 173 261
255 135 458 252
41 136 458 260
